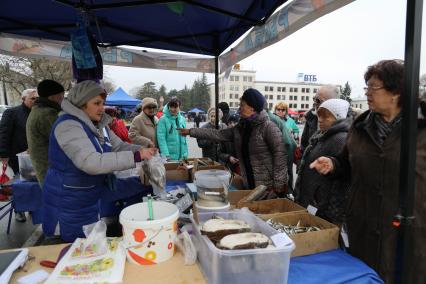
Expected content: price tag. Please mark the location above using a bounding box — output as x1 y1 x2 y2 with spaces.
270 233 293 248
307 205 318 215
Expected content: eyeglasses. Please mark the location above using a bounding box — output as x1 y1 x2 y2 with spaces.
364 86 385 92
275 108 286 112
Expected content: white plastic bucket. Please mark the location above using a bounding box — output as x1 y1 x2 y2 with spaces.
195 201 230 213
119 201 179 265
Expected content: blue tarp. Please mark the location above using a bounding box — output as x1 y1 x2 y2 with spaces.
0 1 286 56
105 87 141 108
188 108 205 113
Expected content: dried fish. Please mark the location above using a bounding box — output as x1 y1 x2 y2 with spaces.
266 219 321 235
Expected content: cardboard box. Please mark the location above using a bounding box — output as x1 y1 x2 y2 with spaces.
237 198 307 217
140 162 191 186
270 212 340 257
228 190 252 206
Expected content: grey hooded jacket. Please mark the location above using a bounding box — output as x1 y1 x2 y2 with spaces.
53 99 141 175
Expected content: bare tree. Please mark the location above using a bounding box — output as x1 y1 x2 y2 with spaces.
0 55 73 104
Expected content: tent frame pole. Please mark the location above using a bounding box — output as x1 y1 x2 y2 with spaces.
395 0 423 283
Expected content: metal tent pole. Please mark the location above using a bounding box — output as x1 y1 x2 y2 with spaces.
394 0 423 283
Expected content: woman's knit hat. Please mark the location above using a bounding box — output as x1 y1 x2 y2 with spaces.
37 79 64 98
241 88 266 113
207 107 223 120
318 99 350 120
141 97 158 110
67 80 106 107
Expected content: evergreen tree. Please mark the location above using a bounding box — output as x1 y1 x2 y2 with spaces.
340 81 352 103
135 81 158 100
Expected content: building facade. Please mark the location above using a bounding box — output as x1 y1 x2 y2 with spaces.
209 67 333 113
350 97 368 112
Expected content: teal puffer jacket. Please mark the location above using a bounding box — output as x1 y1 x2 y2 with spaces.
156 104 188 160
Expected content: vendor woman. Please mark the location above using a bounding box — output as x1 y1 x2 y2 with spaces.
43 80 157 242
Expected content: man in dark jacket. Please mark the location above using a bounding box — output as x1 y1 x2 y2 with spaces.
300 85 339 153
0 88 38 222
194 113 201 128
26 80 64 185
218 101 231 125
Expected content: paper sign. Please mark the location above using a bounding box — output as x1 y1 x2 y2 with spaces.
307 205 318 215
271 233 294 248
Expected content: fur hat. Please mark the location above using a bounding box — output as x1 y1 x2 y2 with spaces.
67 80 106 107
141 97 158 110
241 88 266 113
318 99 350 120
37 80 64 98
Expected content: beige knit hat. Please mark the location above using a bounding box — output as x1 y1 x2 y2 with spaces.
142 97 158 110
207 107 223 119
67 80 106 108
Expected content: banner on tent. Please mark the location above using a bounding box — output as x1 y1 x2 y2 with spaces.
0 33 215 73
219 0 355 72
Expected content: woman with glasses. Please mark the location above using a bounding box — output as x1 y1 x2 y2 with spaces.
129 97 159 147
274 101 299 141
156 97 188 160
310 59 426 283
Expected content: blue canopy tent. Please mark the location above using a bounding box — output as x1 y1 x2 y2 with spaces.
188 107 205 113
105 87 140 108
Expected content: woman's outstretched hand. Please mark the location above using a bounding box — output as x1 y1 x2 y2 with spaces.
309 156 334 175
177 128 190 136
139 147 158 160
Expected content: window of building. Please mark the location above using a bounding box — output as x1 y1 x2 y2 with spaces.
230 94 233 99
277 95 281 100
235 102 239 107
235 86 239 91
230 85 234 91
243 76 247 82
294 88 298 92
230 102 234 107
294 103 298 108
290 87 293 92
264 95 268 99
313 88 318 93
282 87 286 92
230 76 234 81
235 76 239 81
289 103 293 108
360 104 363 109
306 88 310 93
235 94 239 99
282 95 286 100
269 95 273 100
268 103 273 109
248 77 252 82
301 88 305 93
290 95 293 100
264 86 268 92
269 86 273 92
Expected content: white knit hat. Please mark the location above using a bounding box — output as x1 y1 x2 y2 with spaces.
207 107 223 119
318 99 350 120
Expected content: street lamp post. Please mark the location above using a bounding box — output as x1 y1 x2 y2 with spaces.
1 62 9 105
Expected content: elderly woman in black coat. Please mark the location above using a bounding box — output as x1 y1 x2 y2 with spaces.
295 99 352 224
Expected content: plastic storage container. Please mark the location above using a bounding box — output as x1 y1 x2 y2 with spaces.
190 210 295 284
194 170 231 207
16 152 37 181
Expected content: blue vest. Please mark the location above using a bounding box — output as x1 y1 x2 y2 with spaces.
43 114 112 242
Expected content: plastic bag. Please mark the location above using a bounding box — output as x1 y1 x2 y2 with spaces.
0 161 13 184
72 221 108 258
143 154 167 197
174 230 197 265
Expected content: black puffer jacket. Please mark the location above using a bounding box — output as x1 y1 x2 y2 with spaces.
196 122 227 161
0 103 31 173
190 111 288 191
300 109 318 153
295 118 352 224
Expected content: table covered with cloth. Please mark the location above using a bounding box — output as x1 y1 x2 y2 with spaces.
8 245 383 284
11 177 188 224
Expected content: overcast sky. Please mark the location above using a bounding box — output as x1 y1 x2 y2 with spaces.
105 0 426 99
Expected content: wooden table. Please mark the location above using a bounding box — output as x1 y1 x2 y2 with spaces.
10 244 206 284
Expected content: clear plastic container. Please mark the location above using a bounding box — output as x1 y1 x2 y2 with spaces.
16 152 37 181
194 170 231 207
190 210 295 284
